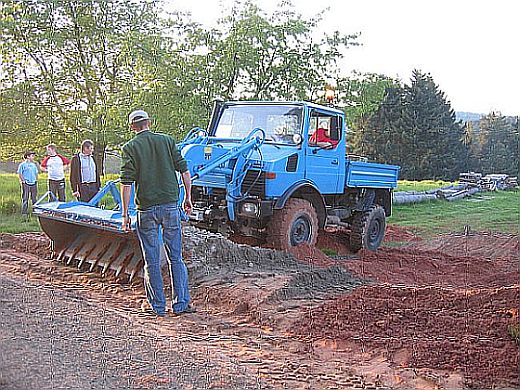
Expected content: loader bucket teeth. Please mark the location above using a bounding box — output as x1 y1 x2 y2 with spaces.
36 213 144 282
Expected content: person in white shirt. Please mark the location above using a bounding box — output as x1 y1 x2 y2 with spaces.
70 140 101 202
40 144 70 202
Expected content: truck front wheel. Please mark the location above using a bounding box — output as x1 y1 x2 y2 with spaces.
268 198 318 251
350 205 386 252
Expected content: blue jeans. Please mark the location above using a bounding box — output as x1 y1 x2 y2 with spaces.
136 203 190 315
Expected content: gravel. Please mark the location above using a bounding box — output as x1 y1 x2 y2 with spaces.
0 274 262 390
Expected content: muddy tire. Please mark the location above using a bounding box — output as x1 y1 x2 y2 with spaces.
268 198 319 251
350 205 386 252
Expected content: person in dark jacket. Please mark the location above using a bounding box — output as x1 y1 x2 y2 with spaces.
70 139 101 202
120 109 193 318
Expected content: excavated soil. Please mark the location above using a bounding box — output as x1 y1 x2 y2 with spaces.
0 225 519 389
292 285 519 386
287 229 520 389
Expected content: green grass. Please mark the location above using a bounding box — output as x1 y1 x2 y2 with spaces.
0 214 41 233
320 248 338 257
389 190 520 236
396 179 456 192
509 323 520 345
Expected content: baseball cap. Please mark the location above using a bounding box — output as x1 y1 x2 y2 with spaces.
128 110 150 124
24 151 36 158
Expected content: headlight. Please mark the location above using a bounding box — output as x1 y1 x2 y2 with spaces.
241 202 259 216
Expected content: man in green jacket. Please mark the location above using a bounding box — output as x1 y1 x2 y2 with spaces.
120 109 193 317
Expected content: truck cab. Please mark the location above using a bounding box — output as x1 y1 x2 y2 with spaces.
181 100 400 252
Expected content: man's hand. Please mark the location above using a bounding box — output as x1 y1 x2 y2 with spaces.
121 184 133 232
72 191 80 198
180 170 192 216
183 197 193 215
122 214 132 232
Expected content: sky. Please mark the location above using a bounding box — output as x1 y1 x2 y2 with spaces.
165 0 519 116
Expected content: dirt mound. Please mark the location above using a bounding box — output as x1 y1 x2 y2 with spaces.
338 245 519 288
291 285 520 387
184 227 367 304
384 224 421 243
270 265 365 301
412 231 519 260
314 225 420 258
0 233 50 257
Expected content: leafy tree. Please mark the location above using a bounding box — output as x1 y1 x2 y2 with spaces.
130 1 361 140
187 1 359 102
0 0 162 171
336 72 398 153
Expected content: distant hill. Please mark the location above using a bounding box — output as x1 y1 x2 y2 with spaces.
456 112 484 123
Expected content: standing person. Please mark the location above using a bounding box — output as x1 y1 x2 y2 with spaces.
120 109 194 317
70 139 101 202
17 151 39 217
40 144 70 201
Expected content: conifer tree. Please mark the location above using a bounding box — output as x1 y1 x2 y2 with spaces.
475 113 518 175
358 70 466 180
404 70 466 179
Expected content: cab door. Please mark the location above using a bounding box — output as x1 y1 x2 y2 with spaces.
305 111 343 194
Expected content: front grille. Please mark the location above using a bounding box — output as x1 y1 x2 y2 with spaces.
241 170 265 197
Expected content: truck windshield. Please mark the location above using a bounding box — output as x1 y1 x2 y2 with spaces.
214 104 303 145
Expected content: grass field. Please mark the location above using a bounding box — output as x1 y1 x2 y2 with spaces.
390 190 519 236
395 179 455 192
0 175 518 236
0 173 119 233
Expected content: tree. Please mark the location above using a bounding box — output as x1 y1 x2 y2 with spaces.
404 70 466 179
187 1 359 102
128 1 361 140
0 0 162 171
336 72 398 153
358 70 466 180
356 85 415 170
471 112 519 175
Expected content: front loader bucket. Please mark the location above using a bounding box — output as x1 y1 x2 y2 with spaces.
33 183 147 282
38 215 144 281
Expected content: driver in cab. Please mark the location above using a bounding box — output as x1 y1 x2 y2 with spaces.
309 121 338 148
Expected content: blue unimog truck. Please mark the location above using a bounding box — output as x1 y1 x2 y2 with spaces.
182 100 400 252
34 100 400 280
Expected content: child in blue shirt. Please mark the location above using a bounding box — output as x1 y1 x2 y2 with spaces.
17 151 39 216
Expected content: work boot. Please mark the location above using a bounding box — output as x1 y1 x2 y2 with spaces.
139 300 165 318
172 305 196 317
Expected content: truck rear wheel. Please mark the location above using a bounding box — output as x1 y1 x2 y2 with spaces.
268 198 318 251
350 205 386 252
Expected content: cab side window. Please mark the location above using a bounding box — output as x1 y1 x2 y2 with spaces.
308 112 342 148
